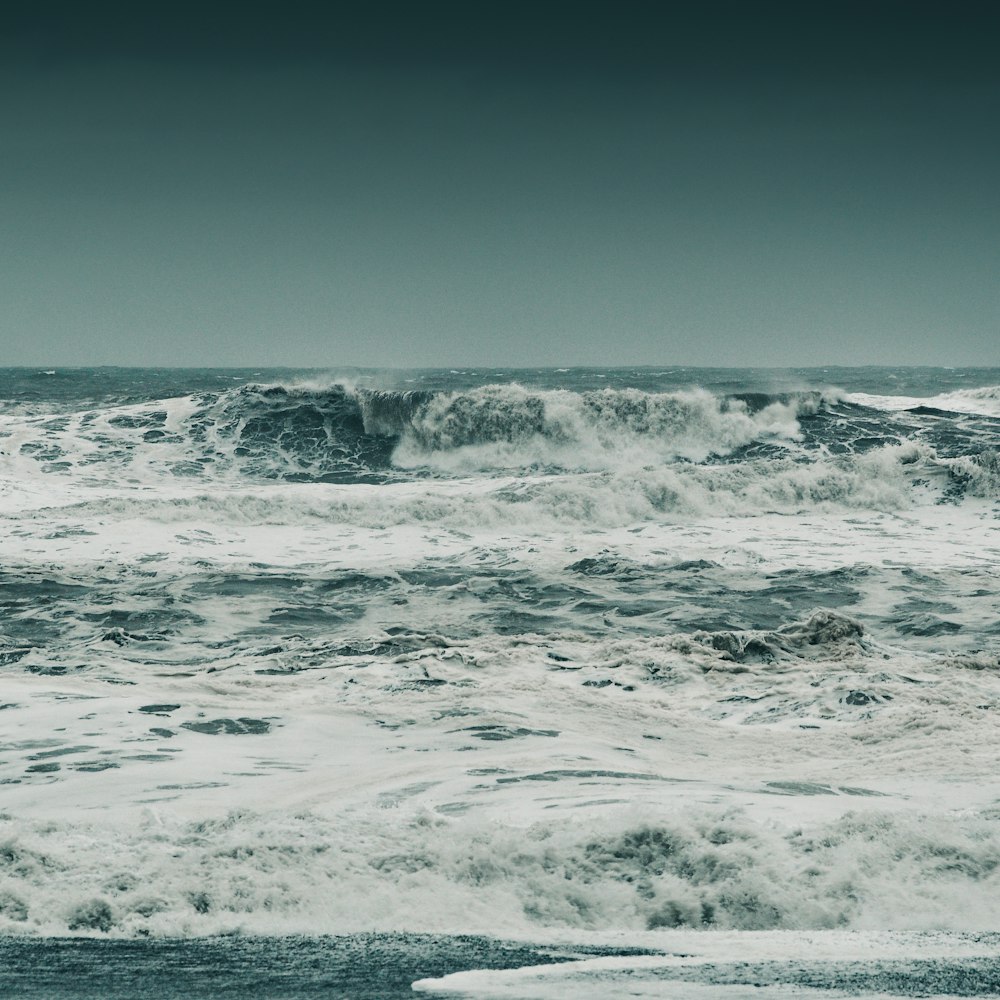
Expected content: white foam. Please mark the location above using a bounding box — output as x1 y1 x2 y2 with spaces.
394 384 805 473
2 377 999 944
414 931 1000 998
849 385 1000 417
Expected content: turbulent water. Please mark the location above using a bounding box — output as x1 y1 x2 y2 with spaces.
1 366 1000 973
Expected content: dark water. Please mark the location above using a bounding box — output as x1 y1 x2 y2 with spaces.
670 957 1000 996
2 936 998 998
0 933 594 999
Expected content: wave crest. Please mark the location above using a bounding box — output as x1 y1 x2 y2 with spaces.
3 805 999 936
394 385 805 472
3 382 995 509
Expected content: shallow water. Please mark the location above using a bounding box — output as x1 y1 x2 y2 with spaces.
3 933 998 999
0 933 579 999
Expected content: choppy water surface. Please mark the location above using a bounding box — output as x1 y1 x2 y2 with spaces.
1 367 999 993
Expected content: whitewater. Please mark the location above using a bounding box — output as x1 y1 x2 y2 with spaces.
1 365 999 996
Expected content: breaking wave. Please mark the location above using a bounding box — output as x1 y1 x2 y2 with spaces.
33 441 993 536
389 384 805 472
2 805 999 937
0 382 818 483
2 381 994 513
849 384 1000 418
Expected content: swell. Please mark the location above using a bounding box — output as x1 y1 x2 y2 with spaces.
1 382 996 501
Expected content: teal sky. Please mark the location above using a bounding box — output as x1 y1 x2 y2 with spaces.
1 2 998 367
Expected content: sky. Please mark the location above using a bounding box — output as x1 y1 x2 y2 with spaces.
1 1 998 368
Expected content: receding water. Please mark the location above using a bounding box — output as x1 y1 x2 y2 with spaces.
0 934 590 999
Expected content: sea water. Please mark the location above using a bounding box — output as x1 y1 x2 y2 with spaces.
1 366 999 995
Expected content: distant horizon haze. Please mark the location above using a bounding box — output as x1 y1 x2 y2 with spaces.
2 1 998 368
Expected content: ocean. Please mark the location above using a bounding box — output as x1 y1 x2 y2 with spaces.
1 366 999 996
